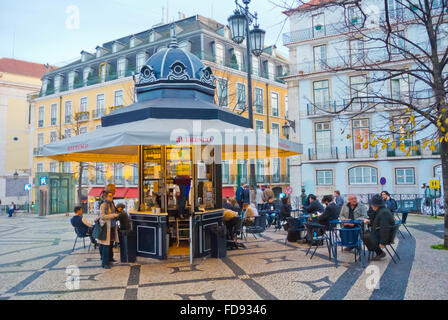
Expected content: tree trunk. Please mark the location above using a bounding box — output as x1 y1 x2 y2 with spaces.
78 162 83 206
440 141 448 248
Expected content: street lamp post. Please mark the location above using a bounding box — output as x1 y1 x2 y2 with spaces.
228 0 266 191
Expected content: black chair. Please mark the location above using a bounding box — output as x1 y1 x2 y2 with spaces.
399 211 413 237
383 224 401 264
284 217 305 245
304 222 332 260
72 227 92 252
226 217 246 249
245 215 266 239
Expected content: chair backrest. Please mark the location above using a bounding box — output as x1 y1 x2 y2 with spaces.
338 228 361 246
74 227 87 238
257 215 267 231
385 224 399 245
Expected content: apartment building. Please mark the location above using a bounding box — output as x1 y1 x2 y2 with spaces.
282 0 445 197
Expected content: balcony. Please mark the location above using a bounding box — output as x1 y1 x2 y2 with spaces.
306 98 376 116
308 147 339 161
283 7 441 45
92 109 106 119
33 147 43 156
74 111 90 122
345 146 378 159
109 105 124 113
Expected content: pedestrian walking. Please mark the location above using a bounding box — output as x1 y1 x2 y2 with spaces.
8 202 15 218
334 190 344 214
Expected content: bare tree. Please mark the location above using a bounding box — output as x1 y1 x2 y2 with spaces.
279 0 448 246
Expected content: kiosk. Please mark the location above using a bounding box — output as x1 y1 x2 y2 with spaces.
40 26 302 261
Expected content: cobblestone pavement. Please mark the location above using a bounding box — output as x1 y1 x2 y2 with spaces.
0 213 447 300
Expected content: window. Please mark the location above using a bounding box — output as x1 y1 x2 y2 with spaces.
237 159 248 184
390 74 409 100
217 78 228 107
117 58 126 78
313 45 326 71
348 6 363 25
271 92 279 116
50 131 57 142
37 133 44 147
50 103 57 125
50 162 57 173
348 166 378 184
352 118 370 157
96 94 105 117
215 43 224 65
316 170 333 185
350 75 367 109
68 71 75 90
391 30 405 54
395 168 415 185
252 56 259 76
38 106 44 127
388 0 404 19
255 87 264 113
64 128 72 139
36 163 44 173
114 90 124 106
79 127 88 135
149 31 155 42
315 122 332 157
132 165 139 185
80 97 88 113
136 53 146 72
54 76 61 93
313 80 330 109
100 64 106 82
255 120 265 133
271 123 280 136
64 101 72 123
312 13 325 37
286 158 291 180
83 68 91 85
114 163 124 185
222 160 230 184
96 163 105 185
272 158 280 182
349 38 364 65
235 50 242 70
236 83 246 110
268 62 275 80
285 96 289 118
256 159 265 182
62 162 72 173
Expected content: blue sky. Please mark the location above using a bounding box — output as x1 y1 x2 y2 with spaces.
0 0 293 66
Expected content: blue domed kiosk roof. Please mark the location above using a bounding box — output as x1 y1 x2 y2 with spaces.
101 25 250 129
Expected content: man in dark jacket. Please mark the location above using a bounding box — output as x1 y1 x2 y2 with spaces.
243 184 251 205
235 185 244 209
317 195 340 228
301 194 324 215
362 194 396 260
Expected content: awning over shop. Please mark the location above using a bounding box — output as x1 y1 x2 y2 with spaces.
40 118 303 162
88 187 103 197
114 187 128 198
222 186 235 198
125 187 138 198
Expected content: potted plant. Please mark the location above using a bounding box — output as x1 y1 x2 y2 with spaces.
351 17 359 24
315 24 323 31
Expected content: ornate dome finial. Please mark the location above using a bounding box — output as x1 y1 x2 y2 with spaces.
169 23 178 48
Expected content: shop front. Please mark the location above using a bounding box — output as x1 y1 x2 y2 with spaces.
41 29 302 261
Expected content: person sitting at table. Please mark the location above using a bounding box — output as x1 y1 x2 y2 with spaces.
262 197 278 226
361 194 395 261
70 206 97 247
223 197 233 210
242 203 258 226
230 198 242 215
301 194 324 215
279 196 291 222
316 195 340 229
340 194 368 226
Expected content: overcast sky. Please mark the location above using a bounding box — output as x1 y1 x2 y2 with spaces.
0 0 295 66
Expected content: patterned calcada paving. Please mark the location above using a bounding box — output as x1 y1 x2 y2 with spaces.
0 214 447 300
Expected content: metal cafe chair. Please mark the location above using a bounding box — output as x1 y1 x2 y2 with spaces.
72 227 92 252
366 224 401 264
397 210 413 237
333 227 365 268
304 222 332 261
245 215 266 239
284 217 306 245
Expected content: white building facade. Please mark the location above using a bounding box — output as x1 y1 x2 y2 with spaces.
283 0 445 199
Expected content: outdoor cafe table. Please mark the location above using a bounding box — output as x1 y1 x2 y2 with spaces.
328 219 366 261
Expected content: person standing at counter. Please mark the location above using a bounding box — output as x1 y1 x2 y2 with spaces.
98 192 119 269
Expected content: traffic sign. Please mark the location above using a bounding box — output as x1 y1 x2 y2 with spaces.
24 184 32 191
380 177 387 185
429 179 440 190
40 176 48 186
285 186 293 194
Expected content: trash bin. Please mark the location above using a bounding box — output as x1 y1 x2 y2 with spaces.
119 230 137 263
209 225 227 258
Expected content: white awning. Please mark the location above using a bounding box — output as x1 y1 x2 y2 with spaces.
41 118 302 162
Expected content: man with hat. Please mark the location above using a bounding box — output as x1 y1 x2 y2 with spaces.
361 194 395 260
